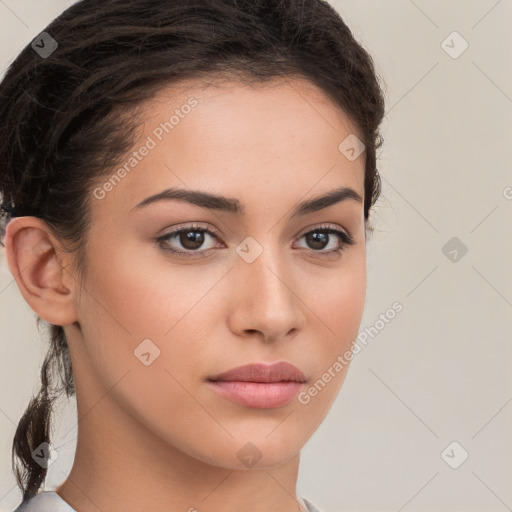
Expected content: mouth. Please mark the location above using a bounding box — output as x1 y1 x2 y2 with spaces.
206 362 307 409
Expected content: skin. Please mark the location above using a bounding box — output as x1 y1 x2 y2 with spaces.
5 76 367 512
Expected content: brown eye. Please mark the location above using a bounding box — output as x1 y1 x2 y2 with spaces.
156 224 222 257
304 231 330 250
295 226 354 255
177 230 206 250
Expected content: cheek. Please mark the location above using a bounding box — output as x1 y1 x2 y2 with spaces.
75 238 221 375
81 238 190 334
325 264 366 341
306 248 367 341
78 234 366 377
73 240 212 423
300 249 366 397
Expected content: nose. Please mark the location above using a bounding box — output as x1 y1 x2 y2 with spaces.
226 243 306 343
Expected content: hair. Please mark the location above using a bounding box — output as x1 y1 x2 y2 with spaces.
0 0 385 503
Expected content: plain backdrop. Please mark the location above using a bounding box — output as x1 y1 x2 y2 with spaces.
1 1 511 511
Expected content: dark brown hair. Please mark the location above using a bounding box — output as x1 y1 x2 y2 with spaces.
0 0 385 503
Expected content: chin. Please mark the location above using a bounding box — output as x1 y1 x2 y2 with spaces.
207 433 304 471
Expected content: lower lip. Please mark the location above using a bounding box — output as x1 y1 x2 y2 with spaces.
207 380 304 409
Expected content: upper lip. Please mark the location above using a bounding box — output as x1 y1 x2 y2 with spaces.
208 362 306 383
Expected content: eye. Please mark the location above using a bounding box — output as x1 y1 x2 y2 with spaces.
294 224 355 256
155 223 355 259
155 223 222 257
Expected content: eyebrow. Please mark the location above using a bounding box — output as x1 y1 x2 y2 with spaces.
132 185 362 217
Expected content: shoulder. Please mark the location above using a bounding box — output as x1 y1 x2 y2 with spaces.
302 496 325 512
11 491 76 512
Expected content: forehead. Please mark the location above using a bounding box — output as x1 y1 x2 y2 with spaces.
92 76 365 218
143 75 362 145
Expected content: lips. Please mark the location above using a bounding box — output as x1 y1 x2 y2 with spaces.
207 362 307 409
207 361 306 384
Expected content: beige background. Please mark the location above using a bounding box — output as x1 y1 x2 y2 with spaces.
1 1 511 511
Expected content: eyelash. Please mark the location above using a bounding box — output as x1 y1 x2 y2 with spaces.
155 223 355 259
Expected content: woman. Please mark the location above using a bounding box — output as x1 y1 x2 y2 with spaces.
0 0 385 510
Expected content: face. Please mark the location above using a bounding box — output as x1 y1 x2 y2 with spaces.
68 77 367 470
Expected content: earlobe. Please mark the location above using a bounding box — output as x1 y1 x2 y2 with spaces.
3 216 78 326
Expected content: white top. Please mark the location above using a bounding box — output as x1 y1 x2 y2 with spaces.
13 490 324 512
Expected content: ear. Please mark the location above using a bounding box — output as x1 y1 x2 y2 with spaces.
3 216 78 326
